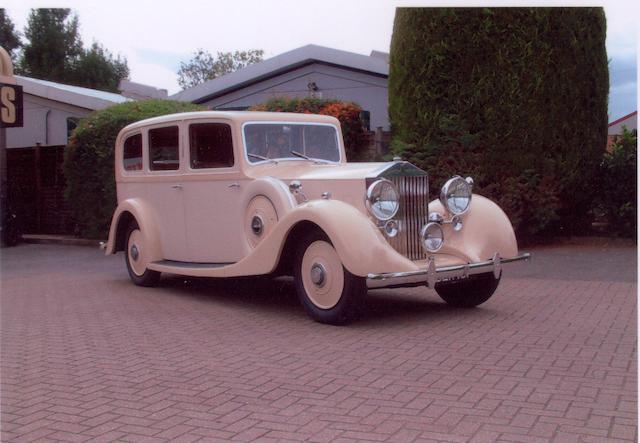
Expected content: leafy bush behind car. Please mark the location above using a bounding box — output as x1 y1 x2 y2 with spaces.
250 97 368 160
595 128 637 239
389 7 608 239
64 100 205 238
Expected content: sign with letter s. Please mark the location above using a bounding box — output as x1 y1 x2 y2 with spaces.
0 83 23 128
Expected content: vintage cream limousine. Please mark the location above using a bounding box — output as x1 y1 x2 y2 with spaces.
105 111 530 324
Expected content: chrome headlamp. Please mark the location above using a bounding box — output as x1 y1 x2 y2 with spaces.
440 176 473 215
366 179 400 221
420 222 444 252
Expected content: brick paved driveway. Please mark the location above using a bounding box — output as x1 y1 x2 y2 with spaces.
1 243 636 442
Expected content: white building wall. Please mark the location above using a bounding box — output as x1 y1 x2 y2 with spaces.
6 94 90 148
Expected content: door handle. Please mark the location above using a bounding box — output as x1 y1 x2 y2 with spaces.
172 184 183 190
228 183 240 189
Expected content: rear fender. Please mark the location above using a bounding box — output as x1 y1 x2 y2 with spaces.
105 199 163 263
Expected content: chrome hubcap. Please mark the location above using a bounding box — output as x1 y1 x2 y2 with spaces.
310 263 326 287
251 215 263 236
130 244 139 261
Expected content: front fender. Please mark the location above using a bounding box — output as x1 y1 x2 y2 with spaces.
105 198 163 263
225 199 419 278
429 194 518 263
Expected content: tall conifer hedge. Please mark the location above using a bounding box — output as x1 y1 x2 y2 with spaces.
389 8 608 237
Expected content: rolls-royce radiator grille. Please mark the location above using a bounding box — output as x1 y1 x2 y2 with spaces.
387 175 429 261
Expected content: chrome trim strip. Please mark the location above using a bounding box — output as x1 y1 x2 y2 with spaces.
366 253 531 289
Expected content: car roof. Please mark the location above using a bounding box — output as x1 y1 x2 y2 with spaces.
120 111 340 133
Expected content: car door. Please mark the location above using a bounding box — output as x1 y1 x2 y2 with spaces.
144 124 188 261
182 120 246 263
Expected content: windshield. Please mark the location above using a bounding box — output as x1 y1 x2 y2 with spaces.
244 123 340 163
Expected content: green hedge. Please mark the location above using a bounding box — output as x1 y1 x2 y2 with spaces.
64 100 205 238
595 128 637 239
389 7 608 238
250 97 368 160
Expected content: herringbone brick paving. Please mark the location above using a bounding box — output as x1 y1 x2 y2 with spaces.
1 244 636 442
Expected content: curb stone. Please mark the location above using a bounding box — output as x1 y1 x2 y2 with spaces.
21 234 104 248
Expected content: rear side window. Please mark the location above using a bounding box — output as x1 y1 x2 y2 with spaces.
149 126 179 171
123 134 142 171
189 123 234 169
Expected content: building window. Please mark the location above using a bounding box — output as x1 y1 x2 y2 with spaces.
123 134 143 171
67 117 80 140
360 111 371 131
189 123 234 169
215 106 249 111
149 126 179 171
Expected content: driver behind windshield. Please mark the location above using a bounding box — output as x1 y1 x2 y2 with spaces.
267 133 290 159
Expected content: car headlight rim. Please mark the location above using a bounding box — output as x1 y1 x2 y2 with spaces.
366 179 400 221
420 222 444 253
440 176 472 215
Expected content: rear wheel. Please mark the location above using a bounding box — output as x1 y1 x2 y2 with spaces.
435 272 500 307
125 223 160 287
294 231 366 325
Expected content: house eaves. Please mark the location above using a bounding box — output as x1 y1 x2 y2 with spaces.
16 75 130 110
608 110 637 127
170 44 389 104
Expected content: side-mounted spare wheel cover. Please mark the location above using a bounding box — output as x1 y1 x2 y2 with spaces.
245 195 278 248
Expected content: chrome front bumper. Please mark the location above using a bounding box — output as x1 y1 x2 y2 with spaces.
366 252 531 289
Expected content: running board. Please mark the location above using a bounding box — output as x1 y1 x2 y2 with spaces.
147 260 236 276
150 260 234 269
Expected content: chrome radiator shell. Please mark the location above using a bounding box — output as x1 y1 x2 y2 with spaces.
386 175 429 261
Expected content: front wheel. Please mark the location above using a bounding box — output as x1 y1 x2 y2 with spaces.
125 223 161 287
435 272 500 307
294 232 366 325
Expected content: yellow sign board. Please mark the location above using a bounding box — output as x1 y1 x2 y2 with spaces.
0 83 23 128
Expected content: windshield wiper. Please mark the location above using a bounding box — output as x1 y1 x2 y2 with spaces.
248 153 277 164
290 150 330 164
248 153 268 161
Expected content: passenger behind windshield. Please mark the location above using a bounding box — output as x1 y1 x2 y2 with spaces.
245 123 340 163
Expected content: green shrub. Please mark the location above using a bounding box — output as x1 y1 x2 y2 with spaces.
250 97 368 160
64 99 205 238
389 7 609 238
595 128 637 238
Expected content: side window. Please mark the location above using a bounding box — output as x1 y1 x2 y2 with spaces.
189 123 234 169
123 134 142 171
149 126 179 171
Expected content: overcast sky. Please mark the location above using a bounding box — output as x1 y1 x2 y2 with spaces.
4 0 638 120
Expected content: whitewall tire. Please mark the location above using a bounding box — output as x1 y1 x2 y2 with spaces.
125 223 160 287
294 231 365 325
